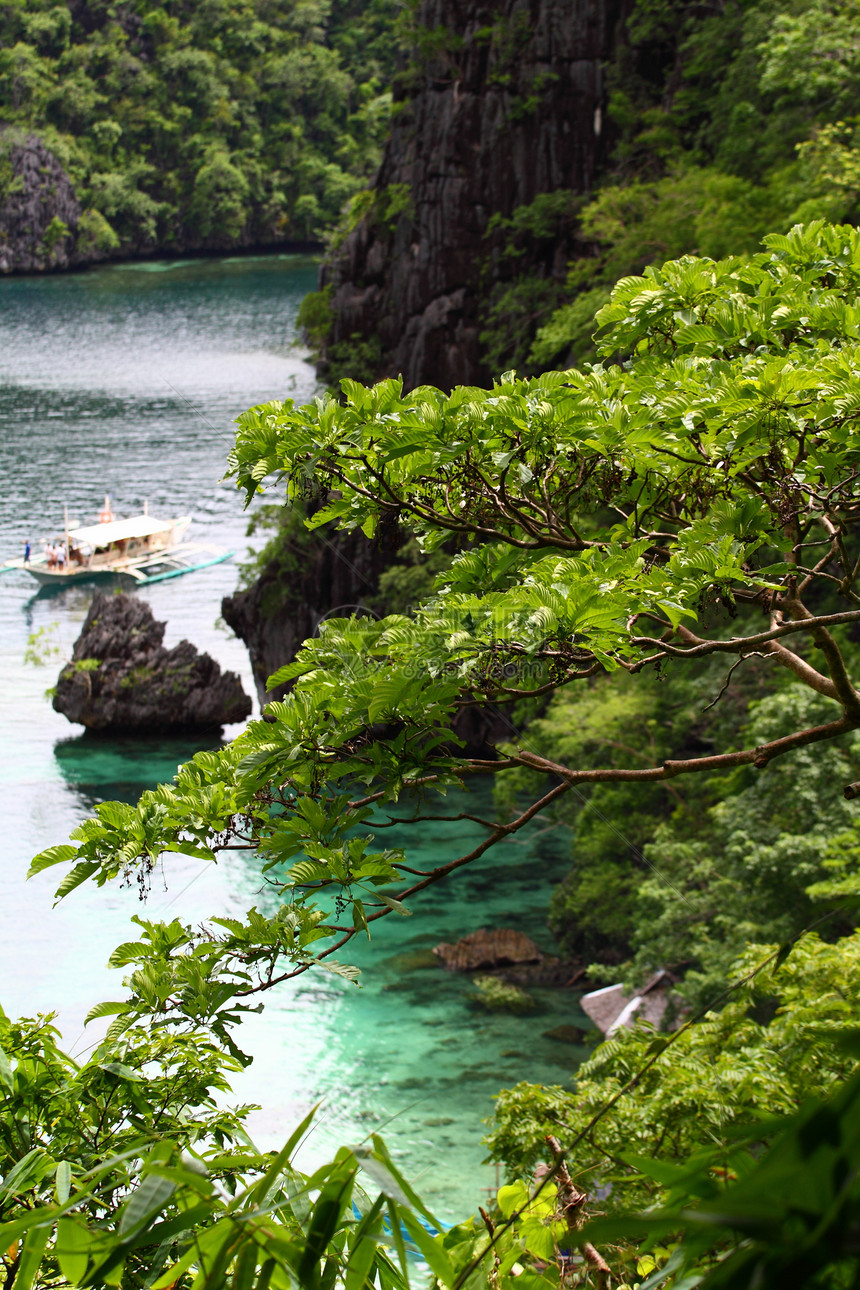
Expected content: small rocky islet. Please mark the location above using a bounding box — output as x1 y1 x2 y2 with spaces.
53 591 251 733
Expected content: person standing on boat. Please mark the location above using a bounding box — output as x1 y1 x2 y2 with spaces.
23 540 30 566
56 543 67 572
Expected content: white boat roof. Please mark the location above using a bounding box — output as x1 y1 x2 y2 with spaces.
69 515 174 546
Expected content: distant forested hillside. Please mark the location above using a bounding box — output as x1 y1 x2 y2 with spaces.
0 0 397 268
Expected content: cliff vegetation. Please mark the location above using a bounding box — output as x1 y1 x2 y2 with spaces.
5 6 860 1284
11 220 860 1288
311 0 860 386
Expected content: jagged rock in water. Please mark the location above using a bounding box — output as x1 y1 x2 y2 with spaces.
433 927 543 971
53 591 252 732
0 132 81 273
322 0 624 390
470 975 537 1014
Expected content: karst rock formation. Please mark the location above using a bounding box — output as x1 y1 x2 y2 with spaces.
0 133 81 273
54 591 252 732
322 0 624 390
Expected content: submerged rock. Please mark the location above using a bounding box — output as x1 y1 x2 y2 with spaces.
53 591 252 732
433 927 543 972
470 975 537 1015
542 1024 588 1045
378 948 439 974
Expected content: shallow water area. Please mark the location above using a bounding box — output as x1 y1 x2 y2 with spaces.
0 254 587 1221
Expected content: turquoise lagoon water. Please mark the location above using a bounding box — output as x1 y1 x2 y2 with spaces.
0 255 588 1220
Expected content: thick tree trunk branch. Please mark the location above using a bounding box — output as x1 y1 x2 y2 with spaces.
676 621 840 701
516 715 859 784
632 608 860 662
761 638 839 698
782 598 860 717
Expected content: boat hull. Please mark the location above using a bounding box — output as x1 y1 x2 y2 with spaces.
3 516 234 588
25 565 136 586
21 540 232 587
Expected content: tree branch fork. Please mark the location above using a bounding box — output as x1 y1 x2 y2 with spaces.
206 595 860 996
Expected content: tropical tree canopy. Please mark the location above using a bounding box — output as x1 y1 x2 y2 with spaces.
8 218 860 1290
30 220 860 1047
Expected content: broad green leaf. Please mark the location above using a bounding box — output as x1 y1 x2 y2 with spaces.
119 1172 176 1237
0 1149 53 1200
27 844 77 877
84 1000 129 1025
55 1160 72 1205
373 893 412 916
0 1044 13 1092
55 1217 92 1285
399 1212 455 1284
13 1224 51 1290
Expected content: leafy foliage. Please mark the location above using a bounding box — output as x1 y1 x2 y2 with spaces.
487 933 860 1206
14 221 860 1287
517 0 860 373
580 1050 860 1289
0 1003 257 1287
0 1031 429 1290
28 222 860 1063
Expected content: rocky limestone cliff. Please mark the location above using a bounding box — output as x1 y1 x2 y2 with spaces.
0 128 316 274
222 525 395 706
54 592 251 732
322 0 625 390
0 132 81 273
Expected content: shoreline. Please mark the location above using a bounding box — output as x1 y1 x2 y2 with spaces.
0 238 325 280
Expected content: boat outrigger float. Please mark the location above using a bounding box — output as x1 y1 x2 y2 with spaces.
1 501 234 586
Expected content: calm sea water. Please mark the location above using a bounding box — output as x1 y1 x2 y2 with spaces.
0 255 586 1220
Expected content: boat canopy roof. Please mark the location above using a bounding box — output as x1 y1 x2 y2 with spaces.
69 515 172 547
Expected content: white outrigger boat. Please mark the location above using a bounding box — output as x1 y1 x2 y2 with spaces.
1 499 234 587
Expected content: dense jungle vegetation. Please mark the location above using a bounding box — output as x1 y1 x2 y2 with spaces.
294 0 860 996
0 0 398 254
480 0 860 374
5 221 860 1287
297 0 860 379
4 3 860 1286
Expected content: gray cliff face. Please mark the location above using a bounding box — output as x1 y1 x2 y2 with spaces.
229 0 625 727
222 528 393 706
53 592 252 732
322 0 623 390
0 133 81 273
